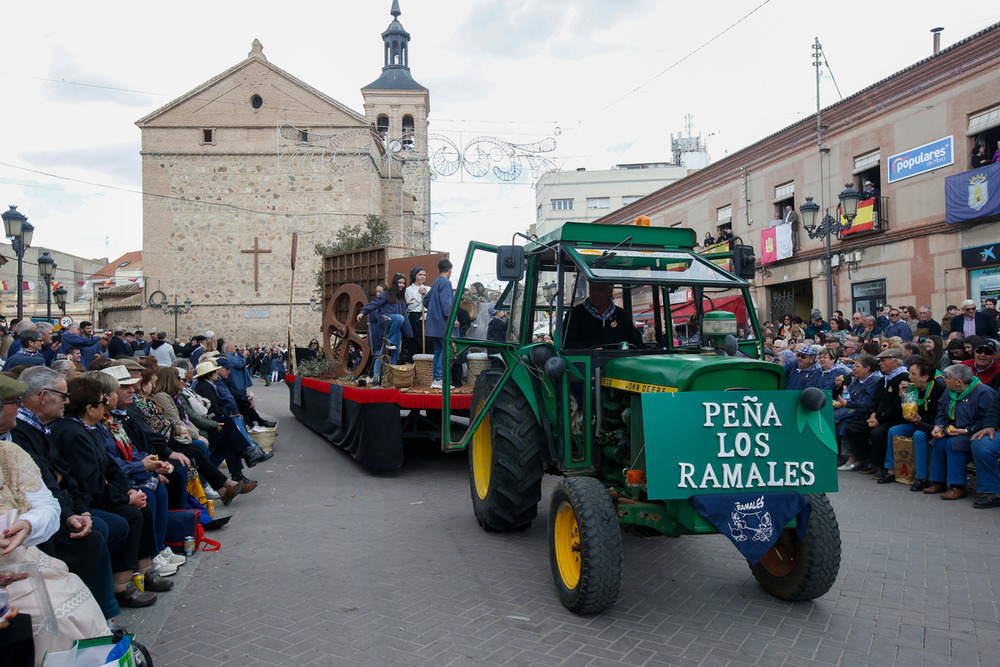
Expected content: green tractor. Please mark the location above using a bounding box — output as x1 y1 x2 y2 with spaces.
440 222 841 614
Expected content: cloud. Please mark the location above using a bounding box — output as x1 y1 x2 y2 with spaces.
44 45 154 108
449 0 651 61
20 142 141 186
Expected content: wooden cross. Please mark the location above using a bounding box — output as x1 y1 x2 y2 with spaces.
241 237 272 291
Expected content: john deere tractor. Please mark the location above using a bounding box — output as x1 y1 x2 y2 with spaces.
440 222 840 614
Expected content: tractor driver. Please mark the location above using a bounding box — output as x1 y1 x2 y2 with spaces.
562 282 644 349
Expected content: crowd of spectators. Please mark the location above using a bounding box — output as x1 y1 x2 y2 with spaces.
0 319 281 663
761 299 1000 509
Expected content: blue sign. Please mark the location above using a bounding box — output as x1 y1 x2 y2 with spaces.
887 136 954 183
946 163 1000 225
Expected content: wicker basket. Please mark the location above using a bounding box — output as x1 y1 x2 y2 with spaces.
253 427 277 454
412 354 434 387
466 352 490 388
385 363 414 388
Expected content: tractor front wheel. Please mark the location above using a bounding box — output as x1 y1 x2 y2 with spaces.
548 477 623 614
749 493 841 601
469 371 544 531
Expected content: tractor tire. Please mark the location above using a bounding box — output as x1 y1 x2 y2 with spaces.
749 493 841 601
468 371 544 531
548 477 623 614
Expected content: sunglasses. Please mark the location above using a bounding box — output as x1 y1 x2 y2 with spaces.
90 397 110 407
975 348 996 355
964 307 976 311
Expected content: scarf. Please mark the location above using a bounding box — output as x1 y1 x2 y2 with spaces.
101 412 134 461
947 377 981 421
583 299 616 323
912 372 943 408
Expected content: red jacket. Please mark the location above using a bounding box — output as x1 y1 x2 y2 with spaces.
961 358 1000 385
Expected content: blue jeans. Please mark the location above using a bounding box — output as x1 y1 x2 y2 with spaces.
90 509 129 554
930 436 971 486
430 337 444 381
146 483 169 553
374 314 405 380
972 433 1000 493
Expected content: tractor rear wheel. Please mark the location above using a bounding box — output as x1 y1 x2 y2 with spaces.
468 371 544 531
749 493 841 601
548 477 623 614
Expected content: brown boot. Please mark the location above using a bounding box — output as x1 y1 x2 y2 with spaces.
219 481 244 506
923 483 947 494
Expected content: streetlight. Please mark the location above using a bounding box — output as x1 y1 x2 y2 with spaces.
799 183 863 320
38 251 55 322
2 206 34 321
162 296 192 340
53 286 67 316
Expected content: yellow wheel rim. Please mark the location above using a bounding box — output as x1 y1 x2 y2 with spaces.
472 400 492 500
553 500 581 589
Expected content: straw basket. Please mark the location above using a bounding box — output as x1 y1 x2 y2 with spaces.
466 352 490 388
253 427 277 454
413 354 434 387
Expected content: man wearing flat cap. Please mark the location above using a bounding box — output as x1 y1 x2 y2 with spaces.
107 326 132 358
783 345 820 390
865 347 910 477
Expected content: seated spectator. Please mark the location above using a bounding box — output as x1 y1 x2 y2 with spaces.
842 348 908 475
783 345 820 390
815 348 850 392
842 337 861 360
93 367 181 578
857 315 877 341
828 318 848 344
961 338 1000 384
835 355 882 470
881 357 946 487
48 376 169 608
925 363 997 499
10 368 120 622
971 387 1000 508
923 334 946 370
150 367 244 504
0 431 111 659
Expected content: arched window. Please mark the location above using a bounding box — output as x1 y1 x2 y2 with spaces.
402 115 415 150
376 115 390 141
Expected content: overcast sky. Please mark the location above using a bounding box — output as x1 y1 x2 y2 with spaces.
1 1 997 280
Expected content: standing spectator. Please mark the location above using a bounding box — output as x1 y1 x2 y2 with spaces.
783 204 799 225
926 364 997 499
880 357 946 486
702 231 716 246
61 322 105 369
403 267 428 362
3 330 46 371
805 309 830 340
270 350 285 384
107 326 132 358
972 143 990 168
883 307 913 341
150 331 176 366
187 335 208 366
423 259 454 390
913 305 942 338
984 297 999 326
993 139 1000 164
132 329 147 353
946 299 999 340
941 305 960 334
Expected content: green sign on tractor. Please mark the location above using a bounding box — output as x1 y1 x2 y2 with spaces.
440 221 841 614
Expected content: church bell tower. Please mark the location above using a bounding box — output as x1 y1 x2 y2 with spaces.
362 0 431 249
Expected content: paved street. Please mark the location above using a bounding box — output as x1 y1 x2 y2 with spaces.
122 382 1000 666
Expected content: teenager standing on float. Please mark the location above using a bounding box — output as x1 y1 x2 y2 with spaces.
423 259 453 390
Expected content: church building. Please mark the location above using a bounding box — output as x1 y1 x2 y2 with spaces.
136 1 430 345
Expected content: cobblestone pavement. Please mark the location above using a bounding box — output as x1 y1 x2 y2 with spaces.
121 382 1000 666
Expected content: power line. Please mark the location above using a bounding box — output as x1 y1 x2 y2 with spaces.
580 0 773 123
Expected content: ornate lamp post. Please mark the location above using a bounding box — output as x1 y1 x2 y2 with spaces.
800 184 863 319
53 286 67 316
2 206 34 321
162 296 192 340
37 251 56 322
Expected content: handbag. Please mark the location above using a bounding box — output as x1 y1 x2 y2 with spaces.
165 510 221 553
42 633 150 667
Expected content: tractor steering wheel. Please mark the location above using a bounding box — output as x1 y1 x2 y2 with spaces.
589 341 641 350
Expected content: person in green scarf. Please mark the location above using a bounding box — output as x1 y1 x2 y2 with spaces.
927 364 998 499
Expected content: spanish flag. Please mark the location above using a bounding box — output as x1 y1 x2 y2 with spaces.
841 198 875 235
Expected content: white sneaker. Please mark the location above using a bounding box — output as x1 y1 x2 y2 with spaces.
160 547 186 566
430 380 442 390
203 486 221 500
152 553 178 576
